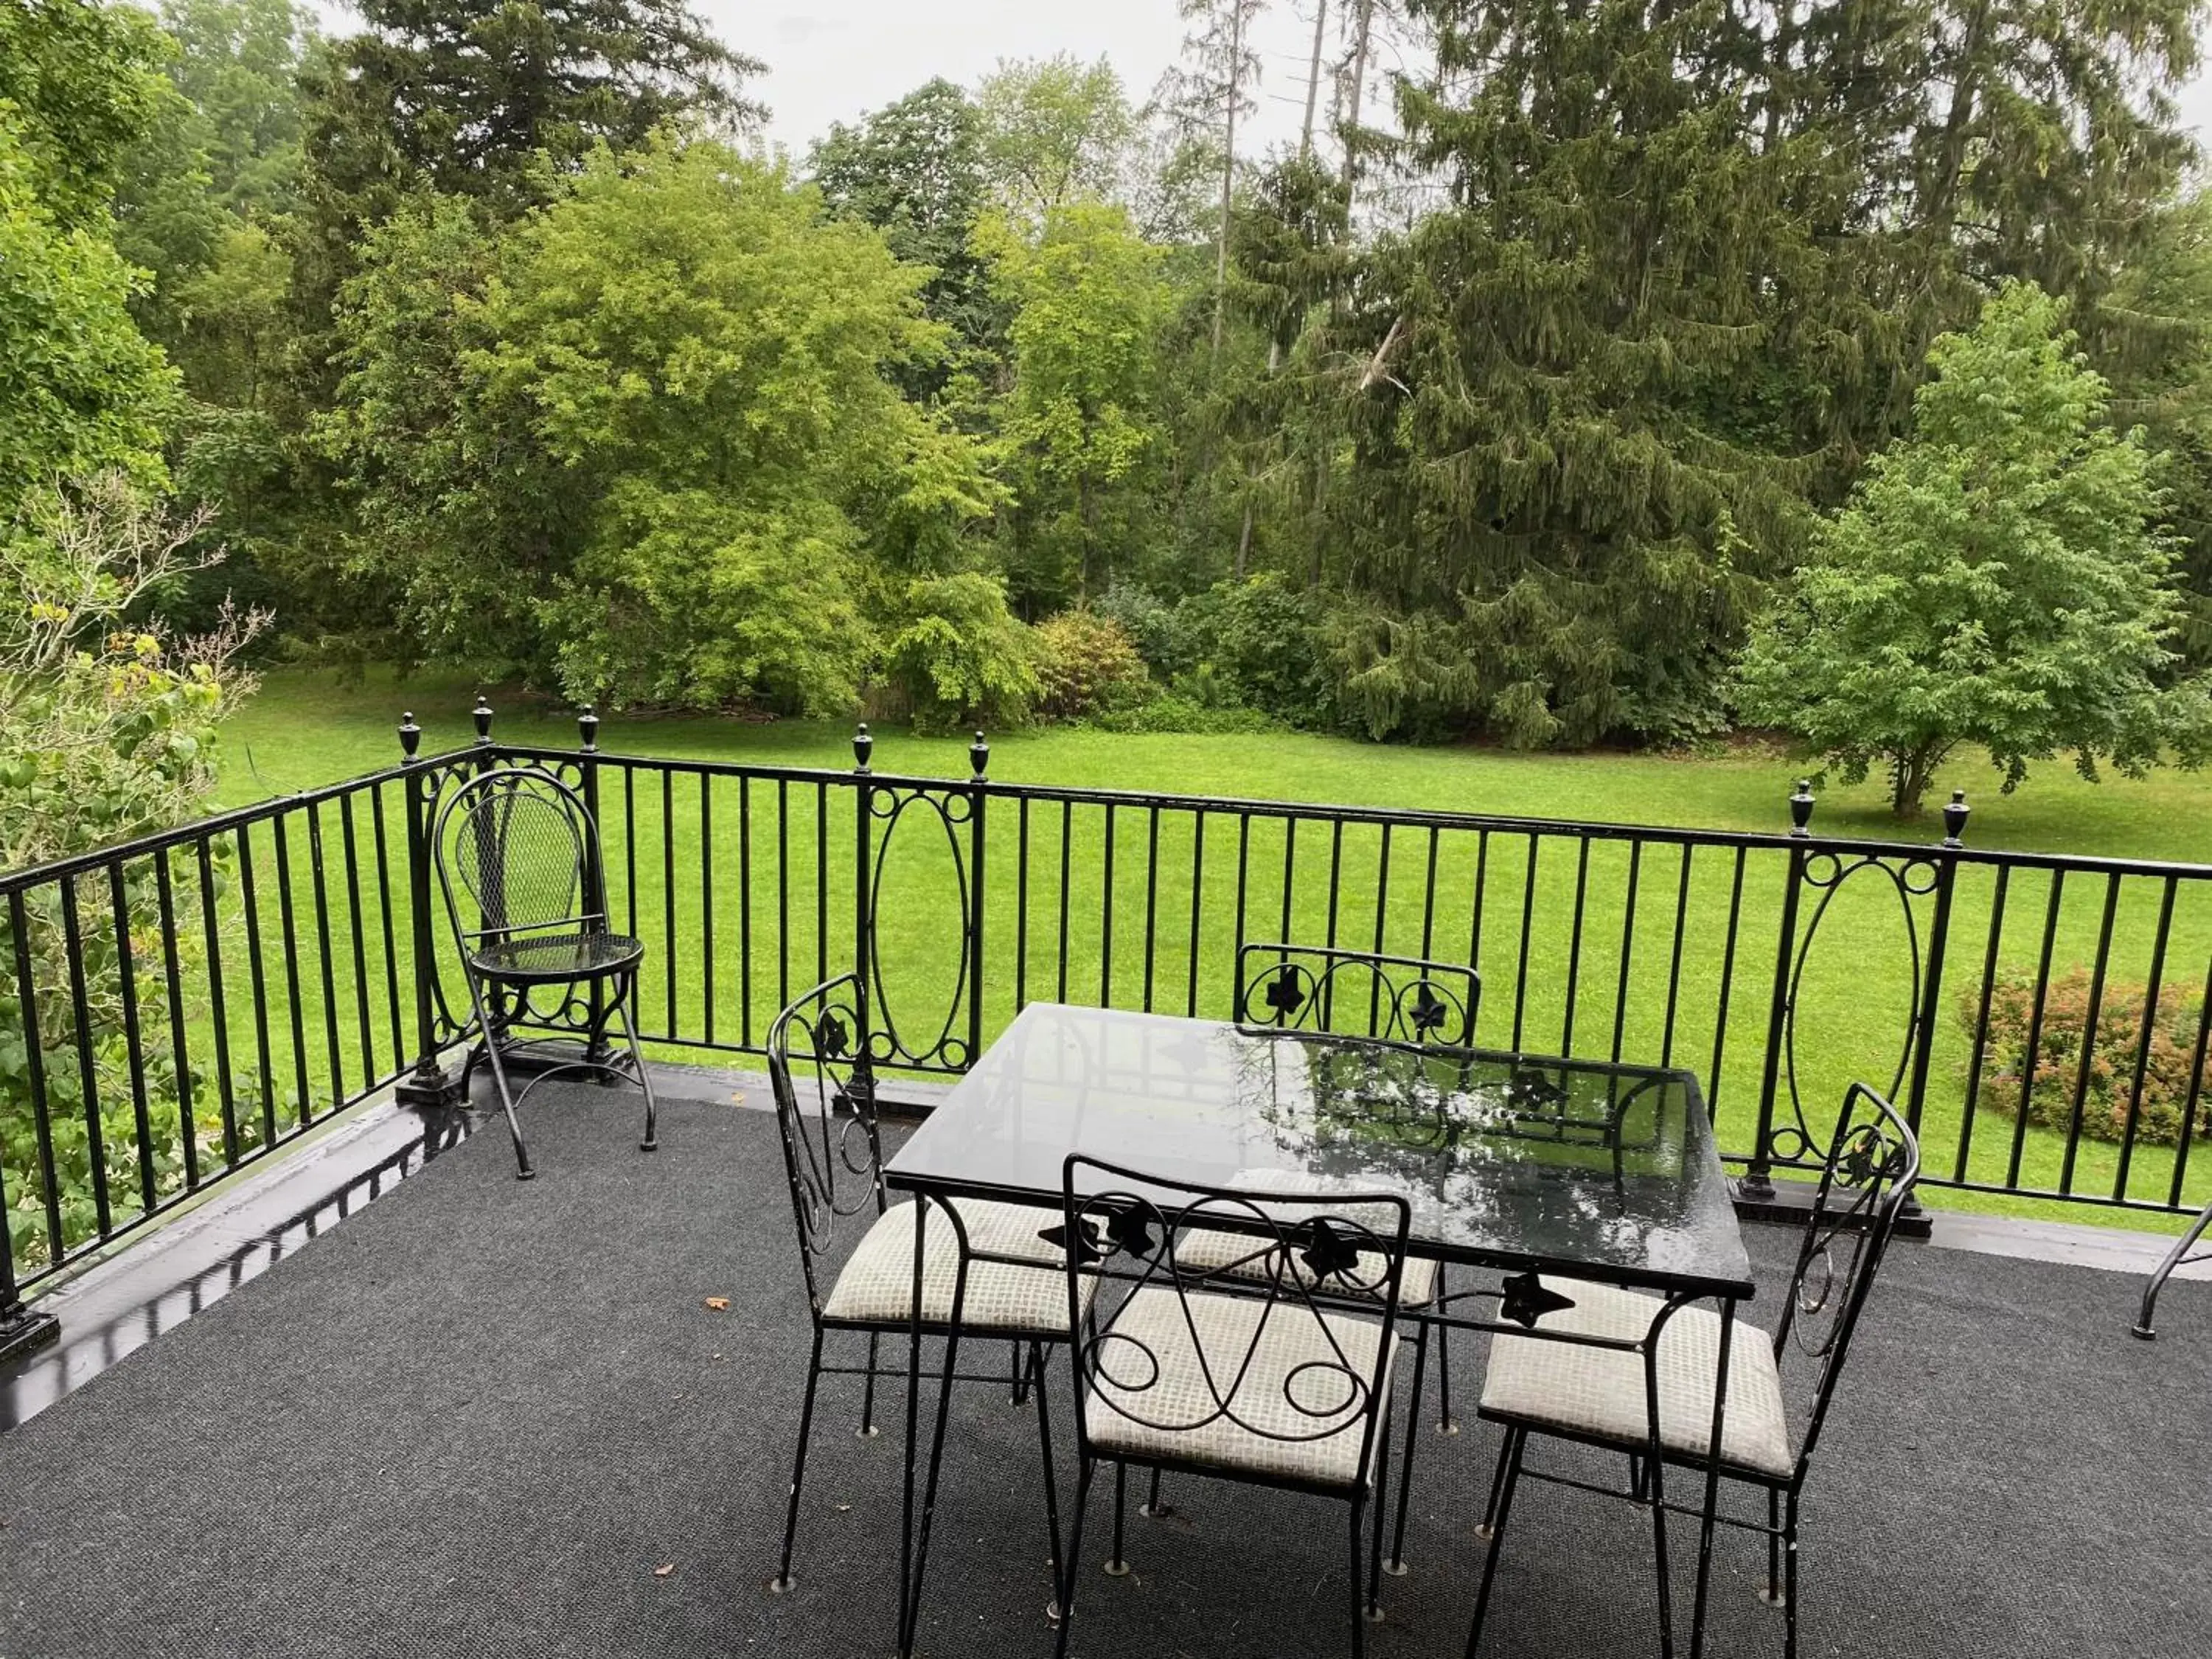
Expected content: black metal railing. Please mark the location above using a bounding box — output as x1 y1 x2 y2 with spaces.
7 706 2211 1351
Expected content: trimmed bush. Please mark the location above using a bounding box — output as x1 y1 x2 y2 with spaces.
1034 609 1149 720
1967 968 2211 1147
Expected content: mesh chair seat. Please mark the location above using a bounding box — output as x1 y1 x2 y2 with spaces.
821 1197 1096 1335
1480 1278 1795 1479
467 931 644 984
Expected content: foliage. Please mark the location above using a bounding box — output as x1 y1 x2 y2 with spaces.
0 0 171 232
979 201 1171 608
881 571 1041 732
324 139 996 714
0 115 176 521
0 476 265 1260
1971 969 2211 1148
1737 283 2212 814
809 78 1000 400
974 55 1135 223
1032 610 1149 719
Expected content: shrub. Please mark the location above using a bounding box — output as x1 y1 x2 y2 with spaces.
1032 609 1149 720
881 572 1041 734
1084 692 1279 734
1967 967 2211 1147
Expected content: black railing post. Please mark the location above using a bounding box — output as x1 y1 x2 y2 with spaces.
1742 779 1816 1201
0 1067 59 1352
577 706 609 1063
851 723 876 1102
394 713 455 1114
1896 790 1969 1221
965 731 988 1071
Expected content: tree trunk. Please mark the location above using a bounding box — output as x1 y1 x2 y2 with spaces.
1300 0 1329 161
1338 0 1374 199
1211 1 1245 366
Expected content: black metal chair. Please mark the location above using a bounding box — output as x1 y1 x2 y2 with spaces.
1217 942 1480 1573
1234 941 1480 1048
765 974 1088 1599
432 765 656 1178
1461 1082 1921 1659
1049 1155 1411 1657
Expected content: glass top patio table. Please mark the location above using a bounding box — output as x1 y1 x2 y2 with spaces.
884 1003 1754 1301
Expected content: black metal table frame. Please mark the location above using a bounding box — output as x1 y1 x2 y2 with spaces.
880 1023 1754 1659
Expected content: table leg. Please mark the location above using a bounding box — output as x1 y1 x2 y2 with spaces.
1687 1300 1736 1659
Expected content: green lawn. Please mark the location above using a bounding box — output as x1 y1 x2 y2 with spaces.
206 667 2212 1237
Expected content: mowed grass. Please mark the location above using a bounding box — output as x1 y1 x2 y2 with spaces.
212 667 2212 1236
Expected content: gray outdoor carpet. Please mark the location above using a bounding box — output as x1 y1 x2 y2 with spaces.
1 1085 2206 1659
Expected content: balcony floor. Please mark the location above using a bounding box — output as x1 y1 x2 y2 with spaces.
2 1084 2207 1659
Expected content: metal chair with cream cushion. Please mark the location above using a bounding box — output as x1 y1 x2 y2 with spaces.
1461 1082 1921 1659
1048 1155 1412 1658
764 974 1093 1597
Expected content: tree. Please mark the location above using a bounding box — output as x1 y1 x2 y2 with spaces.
1328 0 1847 745
1155 0 1264 364
0 0 171 233
301 0 762 221
975 55 1135 223
0 116 176 522
1736 283 2211 814
324 140 1004 712
978 201 1171 608
810 79 999 398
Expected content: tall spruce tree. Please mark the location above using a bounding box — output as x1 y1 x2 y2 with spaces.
1329 0 1843 745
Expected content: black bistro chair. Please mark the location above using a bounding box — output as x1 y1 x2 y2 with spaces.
764 974 1091 1599
432 765 657 1178
1462 1082 1921 1659
1206 942 1478 1573
1050 1155 1412 1657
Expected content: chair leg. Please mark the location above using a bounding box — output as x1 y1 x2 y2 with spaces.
1462 1426 1526 1659
613 977 658 1151
1366 1386 1394 1618
1054 1459 1096 1659
467 973 532 1179
1760 1485 1782 1604
770 1326 826 1592
1349 1496 1369 1659
1434 1267 1458 1434
1010 1340 1026 1406
858 1332 881 1437
1031 1343 1066 1619
1385 1316 1430 1573
1647 1448 1675 1659
1105 1461 1130 1575
1139 1465 1166 1517
1783 1490 1801 1659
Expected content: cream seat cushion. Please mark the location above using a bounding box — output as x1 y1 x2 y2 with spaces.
821 1199 1090 1335
1479 1279 1794 1479
1172 1226 1440 1307
1082 1286 1391 1489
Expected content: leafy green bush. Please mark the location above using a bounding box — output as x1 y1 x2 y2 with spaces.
1967 967 2211 1147
881 571 1041 734
1084 692 1278 734
1032 609 1149 719
1 478 265 1261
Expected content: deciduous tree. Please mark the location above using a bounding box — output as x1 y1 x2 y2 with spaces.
1736 283 2211 814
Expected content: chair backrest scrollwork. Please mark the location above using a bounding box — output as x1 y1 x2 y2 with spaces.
1774 1081 1921 1475
1059 1154 1409 1472
1234 943 1479 1049
432 766 602 953
768 975 881 1316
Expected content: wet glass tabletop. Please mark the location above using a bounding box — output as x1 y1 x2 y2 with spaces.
886 1004 1753 1299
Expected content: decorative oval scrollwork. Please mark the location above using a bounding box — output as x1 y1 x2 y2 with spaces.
866 786 972 1070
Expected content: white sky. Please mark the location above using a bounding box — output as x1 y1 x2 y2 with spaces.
319 1 2212 175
